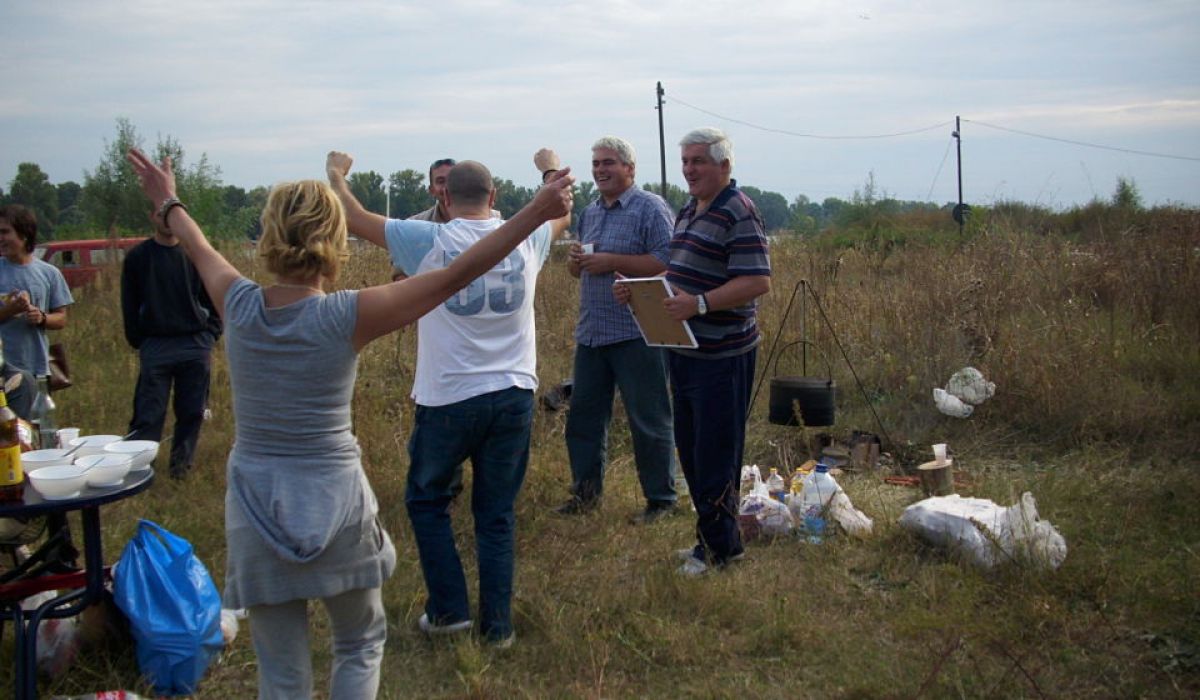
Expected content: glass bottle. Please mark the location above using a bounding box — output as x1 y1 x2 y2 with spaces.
30 374 57 450
0 389 24 502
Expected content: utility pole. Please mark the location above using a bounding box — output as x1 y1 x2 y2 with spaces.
656 81 667 199
951 115 969 234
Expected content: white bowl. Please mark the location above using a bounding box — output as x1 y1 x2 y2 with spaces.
68 434 123 459
75 453 133 487
102 440 160 472
22 448 75 471
27 464 88 500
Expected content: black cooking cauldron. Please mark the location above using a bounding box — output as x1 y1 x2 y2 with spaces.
767 341 836 427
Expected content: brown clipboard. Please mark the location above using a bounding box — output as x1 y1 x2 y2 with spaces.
617 277 699 349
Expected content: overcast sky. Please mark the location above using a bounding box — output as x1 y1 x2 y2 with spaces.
3 0 1198 210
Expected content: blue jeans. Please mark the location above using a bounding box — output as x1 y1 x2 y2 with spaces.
405 387 533 642
565 339 676 504
129 349 211 472
670 349 756 565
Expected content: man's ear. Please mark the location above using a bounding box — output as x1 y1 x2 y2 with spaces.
488 189 497 209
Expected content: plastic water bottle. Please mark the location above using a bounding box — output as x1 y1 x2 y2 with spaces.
766 467 786 502
800 461 838 544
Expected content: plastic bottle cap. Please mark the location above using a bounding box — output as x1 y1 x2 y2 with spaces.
815 461 829 473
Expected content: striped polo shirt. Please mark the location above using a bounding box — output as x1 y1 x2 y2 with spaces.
666 180 771 358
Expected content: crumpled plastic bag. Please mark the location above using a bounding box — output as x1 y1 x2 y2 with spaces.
899 492 1067 570
933 388 973 418
20 591 82 677
829 491 874 537
739 482 794 537
946 367 996 405
220 608 246 644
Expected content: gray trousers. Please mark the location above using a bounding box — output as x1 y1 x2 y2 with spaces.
247 586 387 700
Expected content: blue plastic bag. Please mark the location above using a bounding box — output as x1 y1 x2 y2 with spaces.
112 520 224 696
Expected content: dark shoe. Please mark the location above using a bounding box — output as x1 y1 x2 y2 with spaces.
553 496 599 516
168 464 191 480
630 500 677 525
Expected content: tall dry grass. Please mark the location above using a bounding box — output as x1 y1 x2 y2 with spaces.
5 211 1199 698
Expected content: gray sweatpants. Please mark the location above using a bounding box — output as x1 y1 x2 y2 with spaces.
247 586 387 700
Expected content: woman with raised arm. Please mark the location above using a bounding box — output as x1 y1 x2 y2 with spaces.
126 149 573 700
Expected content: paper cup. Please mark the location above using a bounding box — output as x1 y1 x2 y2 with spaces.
56 427 81 449
581 243 595 255
932 443 948 465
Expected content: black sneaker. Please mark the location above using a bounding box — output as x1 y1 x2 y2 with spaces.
553 496 599 516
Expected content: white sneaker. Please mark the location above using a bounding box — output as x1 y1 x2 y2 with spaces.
418 613 472 635
675 548 746 563
677 556 710 577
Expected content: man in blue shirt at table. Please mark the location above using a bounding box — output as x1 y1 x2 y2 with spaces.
545 137 678 524
0 205 73 387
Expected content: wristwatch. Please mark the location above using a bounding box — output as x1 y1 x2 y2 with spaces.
696 293 708 316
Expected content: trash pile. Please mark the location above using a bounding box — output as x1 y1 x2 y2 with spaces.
933 366 996 418
738 461 873 543
900 492 1067 570
735 436 1068 572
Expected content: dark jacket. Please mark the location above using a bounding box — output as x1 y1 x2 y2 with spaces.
121 239 222 350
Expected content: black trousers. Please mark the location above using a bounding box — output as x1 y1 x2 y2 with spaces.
128 351 211 473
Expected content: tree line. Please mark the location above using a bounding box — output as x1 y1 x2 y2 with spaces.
12 119 1146 243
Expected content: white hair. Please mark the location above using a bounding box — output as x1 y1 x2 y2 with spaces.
679 127 734 170
592 136 636 166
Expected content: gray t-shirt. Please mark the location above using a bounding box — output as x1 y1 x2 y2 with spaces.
221 278 394 607
0 258 73 375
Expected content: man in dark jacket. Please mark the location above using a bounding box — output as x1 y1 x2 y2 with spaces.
121 211 222 479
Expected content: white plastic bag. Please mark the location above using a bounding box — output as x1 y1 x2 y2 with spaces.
899 492 1067 570
946 367 996 405
220 608 246 644
20 591 81 676
933 388 973 418
739 486 794 537
829 491 874 537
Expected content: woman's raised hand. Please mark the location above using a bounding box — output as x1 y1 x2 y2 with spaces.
126 149 178 208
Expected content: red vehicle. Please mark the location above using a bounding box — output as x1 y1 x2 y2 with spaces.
33 238 147 288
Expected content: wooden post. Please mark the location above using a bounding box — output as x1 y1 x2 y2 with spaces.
918 459 955 496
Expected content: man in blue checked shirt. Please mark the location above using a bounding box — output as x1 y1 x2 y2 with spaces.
546 137 679 524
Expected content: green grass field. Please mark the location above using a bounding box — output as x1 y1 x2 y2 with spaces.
6 211 1200 698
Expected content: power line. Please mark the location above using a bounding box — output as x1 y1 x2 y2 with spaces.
964 118 1200 162
665 94 953 140
926 136 954 202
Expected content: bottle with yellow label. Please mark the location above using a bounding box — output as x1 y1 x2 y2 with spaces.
0 389 24 502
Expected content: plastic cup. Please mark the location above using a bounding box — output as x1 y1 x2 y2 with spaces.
932 443 948 465
56 427 81 449
581 243 595 255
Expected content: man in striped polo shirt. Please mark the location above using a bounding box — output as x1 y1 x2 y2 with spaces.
650 127 771 576
549 137 679 524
